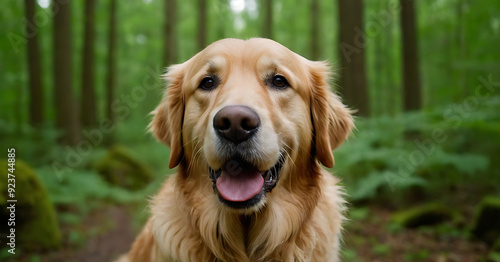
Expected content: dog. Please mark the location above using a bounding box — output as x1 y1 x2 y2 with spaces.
123 38 354 262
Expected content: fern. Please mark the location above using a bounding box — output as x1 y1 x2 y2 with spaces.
336 96 500 203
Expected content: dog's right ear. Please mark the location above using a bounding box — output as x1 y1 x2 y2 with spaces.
149 64 185 169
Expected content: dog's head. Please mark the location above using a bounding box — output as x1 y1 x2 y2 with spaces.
151 38 353 211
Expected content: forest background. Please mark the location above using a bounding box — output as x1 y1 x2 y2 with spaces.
1 0 500 261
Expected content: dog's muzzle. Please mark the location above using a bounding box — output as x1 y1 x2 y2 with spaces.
208 105 285 209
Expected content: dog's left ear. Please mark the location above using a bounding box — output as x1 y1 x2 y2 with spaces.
149 64 185 169
309 61 354 168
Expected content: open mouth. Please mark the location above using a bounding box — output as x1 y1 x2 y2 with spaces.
208 154 286 209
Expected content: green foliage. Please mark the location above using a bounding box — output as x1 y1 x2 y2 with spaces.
29 255 41 262
372 244 390 256
404 249 430 261
488 252 500 262
36 166 161 213
0 160 61 251
419 1 500 108
348 207 370 221
0 121 60 166
341 248 362 262
67 230 85 247
94 145 154 191
335 97 499 203
58 212 83 226
349 171 426 200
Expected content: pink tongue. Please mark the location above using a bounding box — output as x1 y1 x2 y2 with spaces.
216 163 264 202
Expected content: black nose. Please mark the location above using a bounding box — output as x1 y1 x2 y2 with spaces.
213 105 260 143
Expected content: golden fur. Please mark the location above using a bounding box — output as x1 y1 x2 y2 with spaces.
123 38 354 262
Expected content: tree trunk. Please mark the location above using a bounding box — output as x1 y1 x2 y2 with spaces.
197 0 207 50
106 0 117 127
386 6 397 116
372 0 386 116
25 0 44 127
400 0 422 111
456 0 467 99
81 0 97 128
164 0 177 66
263 0 272 39
53 0 81 145
337 0 370 116
310 0 320 60
216 0 226 40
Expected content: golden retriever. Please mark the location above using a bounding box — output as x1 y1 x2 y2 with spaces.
123 38 353 262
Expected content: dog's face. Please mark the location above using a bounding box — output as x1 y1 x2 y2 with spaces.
151 38 353 211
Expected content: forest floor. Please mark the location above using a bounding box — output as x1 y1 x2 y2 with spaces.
12 206 136 262
342 206 489 261
13 203 490 262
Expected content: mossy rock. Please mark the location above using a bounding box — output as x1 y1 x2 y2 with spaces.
391 202 460 228
471 196 500 245
488 239 500 262
494 237 500 251
95 145 154 191
0 159 61 251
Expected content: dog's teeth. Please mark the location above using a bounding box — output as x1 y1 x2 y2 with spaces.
208 167 222 181
263 171 273 182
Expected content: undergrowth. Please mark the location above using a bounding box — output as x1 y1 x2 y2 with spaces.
334 95 500 205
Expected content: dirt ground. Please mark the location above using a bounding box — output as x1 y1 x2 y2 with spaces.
343 207 490 262
12 206 136 262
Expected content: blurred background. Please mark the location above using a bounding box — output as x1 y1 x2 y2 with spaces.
1 0 500 261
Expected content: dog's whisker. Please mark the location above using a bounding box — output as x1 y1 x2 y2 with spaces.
193 142 205 170
280 140 298 171
186 139 205 172
183 136 200 147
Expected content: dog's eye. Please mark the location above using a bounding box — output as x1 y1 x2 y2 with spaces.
271 75 289 89
199 77 217 91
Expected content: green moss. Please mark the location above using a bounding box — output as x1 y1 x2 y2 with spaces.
494 237 500 251
0 160 61 250
471 196 500 245
391 202 459 228
95 145 154 191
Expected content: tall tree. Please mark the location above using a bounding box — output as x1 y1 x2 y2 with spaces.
164 0 177 66
337 0 369 116
400 0 422 111
53 0 81 145
263 0 273 39
384 2 397 116
25 0 44 127
81 0 97 128
456 0 467 99
216 0 226 40
106 0 117 127
197 0 207 50
310 0 320 60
